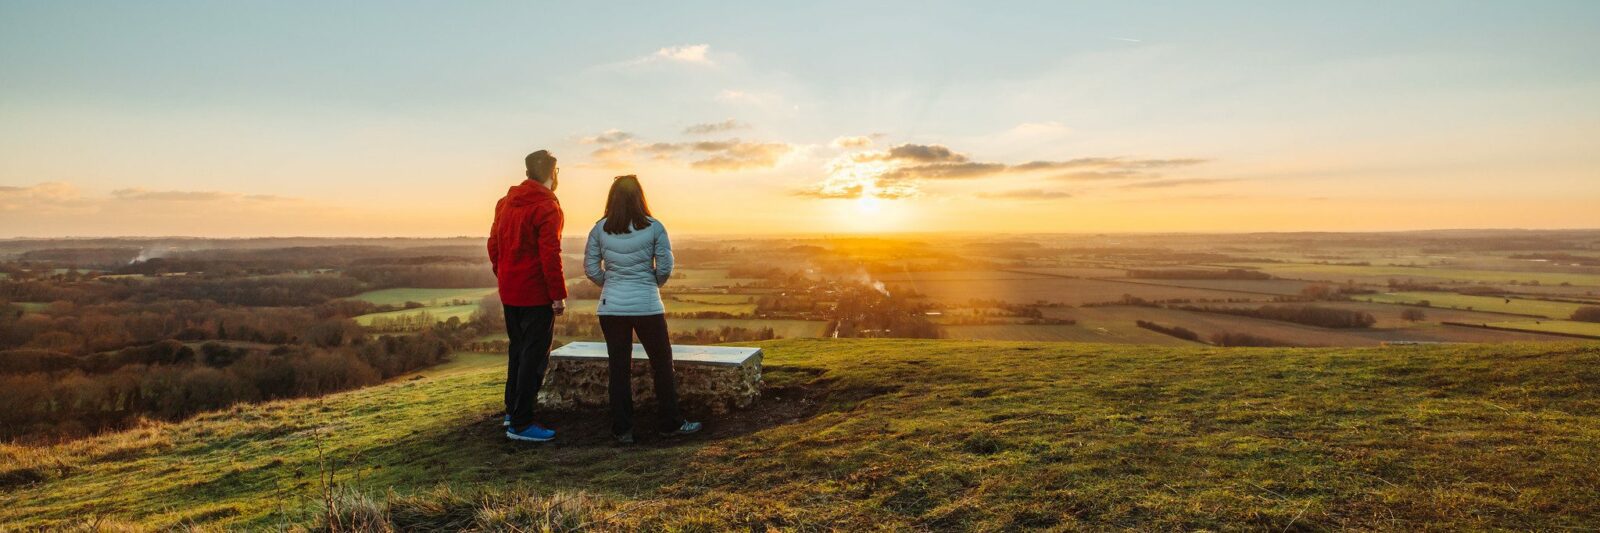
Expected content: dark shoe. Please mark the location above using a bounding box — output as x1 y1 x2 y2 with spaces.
615 432 635 445
660 421 702 436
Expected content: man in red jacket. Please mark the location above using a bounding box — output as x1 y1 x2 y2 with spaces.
489 150 568 442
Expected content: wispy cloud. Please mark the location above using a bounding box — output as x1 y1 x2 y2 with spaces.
977 189 1073 200
0 182 90 212
581 130 794 172
830 135 876 149
798 140 1209 200
643 44 714 65
683 119 747 135
1119 178 1238 189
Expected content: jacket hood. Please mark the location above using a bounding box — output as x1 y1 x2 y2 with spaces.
505 180 556 207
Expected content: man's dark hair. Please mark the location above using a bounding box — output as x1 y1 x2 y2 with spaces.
525 150 557 182
603 175 653 234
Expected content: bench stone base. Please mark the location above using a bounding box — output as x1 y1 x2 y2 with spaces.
538 342 762 415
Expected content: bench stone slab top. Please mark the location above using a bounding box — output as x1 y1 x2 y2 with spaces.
551 341 762 367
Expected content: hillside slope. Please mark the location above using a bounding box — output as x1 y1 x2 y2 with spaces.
4 340 1599 530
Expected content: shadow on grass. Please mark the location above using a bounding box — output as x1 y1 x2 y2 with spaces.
520 364 842 448
126 363 899 528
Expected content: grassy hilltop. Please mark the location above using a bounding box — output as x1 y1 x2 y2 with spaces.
3 339 1599 530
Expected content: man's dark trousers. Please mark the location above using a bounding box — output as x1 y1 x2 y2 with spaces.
504 304 555 429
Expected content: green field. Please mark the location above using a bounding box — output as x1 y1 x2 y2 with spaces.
943 323 1200 346
666 268 765 289
354 304 479 327
4 340 1598 530
1484 320 1600 338
666 293 756 304
349 287 497 307
1227 262 1600 287
1362 291 1586 319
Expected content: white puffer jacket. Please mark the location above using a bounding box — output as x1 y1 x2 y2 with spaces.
583 217 673 316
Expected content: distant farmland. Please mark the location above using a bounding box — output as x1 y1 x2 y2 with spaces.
943 323 1200 346
1045 305 1575 346
349 287 496 307
1361 292 1586 319
669 318 829 338
888 274 1265 306
354 304 478 327
1094 278 1320 296
1483 320 1600 338
1224 262 1600 287
564 298 758 317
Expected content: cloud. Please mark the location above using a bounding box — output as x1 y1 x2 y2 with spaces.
831 136 875 149
582 129 635 145
1007 121 1071 137
798 141 1209 200
687 141 794 171
0 181 336 237
883 144 968 163
1052 170 1146 180
110 189 237 202
882 162 1007 180
107 189 303 203
683 119 747 135
641 44 714 66
580 130 795 172
977 189 1073 200
0 182 89 212
1119 178 1238 189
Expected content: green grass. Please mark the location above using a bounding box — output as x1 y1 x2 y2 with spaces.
4 340 1599 530
1227 262 1600 287
353 304 480 327
348 287 497 307
1362 291 1585 319
1484 320 1600 338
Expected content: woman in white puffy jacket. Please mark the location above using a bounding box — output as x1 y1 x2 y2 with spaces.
583 175 702 444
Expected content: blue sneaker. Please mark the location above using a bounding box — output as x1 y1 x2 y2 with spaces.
506 423 555 442
502 415 511 427
660 420 702 436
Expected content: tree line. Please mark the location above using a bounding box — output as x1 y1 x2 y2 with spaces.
1173 304 1377 329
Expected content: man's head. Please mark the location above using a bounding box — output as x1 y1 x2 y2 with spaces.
525 150 558 191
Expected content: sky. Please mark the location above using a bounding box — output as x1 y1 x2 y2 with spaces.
2 1 1598 238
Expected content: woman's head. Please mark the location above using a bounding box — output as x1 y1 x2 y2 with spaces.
603 175 653 234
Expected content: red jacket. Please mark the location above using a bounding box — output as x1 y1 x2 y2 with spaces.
488 180 568 306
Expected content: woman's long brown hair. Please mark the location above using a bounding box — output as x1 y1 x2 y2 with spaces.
602 175 654 234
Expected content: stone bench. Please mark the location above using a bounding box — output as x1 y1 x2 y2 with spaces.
538 342 763 415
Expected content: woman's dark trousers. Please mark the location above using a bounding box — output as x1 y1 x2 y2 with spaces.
598 314 684 435
504 304 555 430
